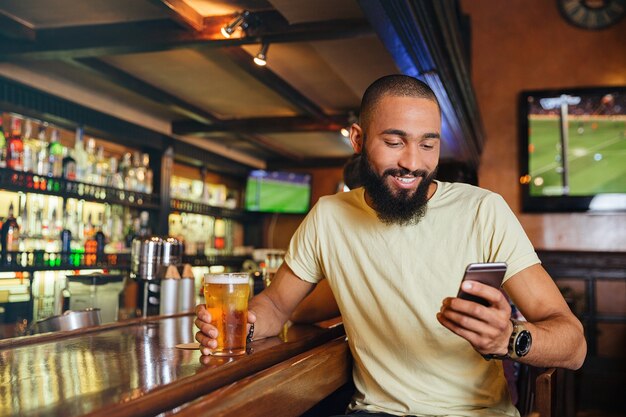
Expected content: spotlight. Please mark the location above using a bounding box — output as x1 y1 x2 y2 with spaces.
340 128 350 137
253 43 269 66
221 10 250 38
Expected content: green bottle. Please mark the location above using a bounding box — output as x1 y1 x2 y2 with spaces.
48 128 64 177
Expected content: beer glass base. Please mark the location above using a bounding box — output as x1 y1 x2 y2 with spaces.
211 349 246 356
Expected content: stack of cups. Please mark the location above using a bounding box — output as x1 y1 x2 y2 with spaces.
179 264 196 313
159 265 181 316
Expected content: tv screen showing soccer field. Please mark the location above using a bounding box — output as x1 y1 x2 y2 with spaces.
520 87 626 211
245 170 312 214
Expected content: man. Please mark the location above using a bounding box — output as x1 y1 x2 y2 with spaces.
195 75 586 416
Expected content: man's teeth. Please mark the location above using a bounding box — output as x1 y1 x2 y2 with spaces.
396 176 415 183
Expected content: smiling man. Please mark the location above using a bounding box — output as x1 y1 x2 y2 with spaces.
195 75 586 416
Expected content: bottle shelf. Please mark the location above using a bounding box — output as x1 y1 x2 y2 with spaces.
0 252 250 272
0 168 160 209
181 254 250 268
170 198 254 221
0 251 131 273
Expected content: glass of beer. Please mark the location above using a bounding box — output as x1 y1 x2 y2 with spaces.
203 272 250 356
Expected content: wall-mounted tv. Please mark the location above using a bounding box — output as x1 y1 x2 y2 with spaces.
519 86 626 212
244 170 312 214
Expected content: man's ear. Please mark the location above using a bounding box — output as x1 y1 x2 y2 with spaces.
349 123 364 154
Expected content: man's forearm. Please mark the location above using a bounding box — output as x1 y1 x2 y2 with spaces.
249 292 292 339
519 314 586 370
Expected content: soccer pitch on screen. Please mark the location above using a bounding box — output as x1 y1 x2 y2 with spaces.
528 116 626 196
245 178 311 213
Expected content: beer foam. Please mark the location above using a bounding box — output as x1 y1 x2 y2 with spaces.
204 273 249 285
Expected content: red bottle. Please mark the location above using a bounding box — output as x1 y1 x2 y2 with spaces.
6 116 24 171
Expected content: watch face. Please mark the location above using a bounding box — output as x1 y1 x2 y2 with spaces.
558 0 626 30
515 330 532 357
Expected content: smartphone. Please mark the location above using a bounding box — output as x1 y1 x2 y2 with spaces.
457 262 507 307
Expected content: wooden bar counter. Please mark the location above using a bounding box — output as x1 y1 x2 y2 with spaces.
0 314 347 417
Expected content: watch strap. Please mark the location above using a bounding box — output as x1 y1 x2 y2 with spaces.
482 318 529 360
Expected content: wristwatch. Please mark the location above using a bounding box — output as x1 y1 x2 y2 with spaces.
483 319 532 360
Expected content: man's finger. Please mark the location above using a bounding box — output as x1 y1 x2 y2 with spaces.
460 281 509 310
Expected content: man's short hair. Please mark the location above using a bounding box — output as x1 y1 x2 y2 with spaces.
359 74 439 130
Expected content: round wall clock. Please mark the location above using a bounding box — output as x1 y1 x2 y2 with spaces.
558 0 626 29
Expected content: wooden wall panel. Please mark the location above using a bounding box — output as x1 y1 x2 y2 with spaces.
263 166 344 249
460 0 626 251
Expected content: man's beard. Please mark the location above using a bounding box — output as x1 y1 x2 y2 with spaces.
360 150 437 225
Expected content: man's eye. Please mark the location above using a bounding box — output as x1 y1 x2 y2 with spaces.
385 141 402 147
421 143 435 150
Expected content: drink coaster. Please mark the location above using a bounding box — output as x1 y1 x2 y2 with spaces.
175 342 200 350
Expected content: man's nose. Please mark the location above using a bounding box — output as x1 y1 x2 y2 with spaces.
397 144 423 173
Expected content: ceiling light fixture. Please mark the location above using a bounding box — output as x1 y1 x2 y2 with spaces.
253 43 269 66
220 10 250 38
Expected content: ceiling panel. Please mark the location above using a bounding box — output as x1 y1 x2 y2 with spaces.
0 0 168 29
263 132 353 158
268 0 363 24
197 134 277 160
310 35 399 99
103 49 300 119
241 43 360 114
7 61 179 121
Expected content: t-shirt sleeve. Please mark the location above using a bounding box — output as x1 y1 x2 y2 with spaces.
284 202 325 284
479 193 541 283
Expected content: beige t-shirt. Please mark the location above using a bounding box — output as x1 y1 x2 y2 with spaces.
285 181 540 417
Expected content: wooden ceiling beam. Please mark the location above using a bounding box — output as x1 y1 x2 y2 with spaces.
0 12 372 61
0 9 36 41
65 57 219 125
217 47 329 121
172 115 349 136
155 0 206 32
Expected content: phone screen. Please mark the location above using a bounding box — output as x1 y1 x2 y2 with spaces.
457 262 507 306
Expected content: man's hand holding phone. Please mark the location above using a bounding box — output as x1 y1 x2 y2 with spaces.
436 263 513 357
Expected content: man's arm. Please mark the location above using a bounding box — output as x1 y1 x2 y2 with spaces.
249 262 316 338
290 278 340 324
438 263 586 370
503 263 586 368
195 262 314 354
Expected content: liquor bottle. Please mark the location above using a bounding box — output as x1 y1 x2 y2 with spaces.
21 119 35 173
142 153 153 194
0 116 7 168
119 152 132 190
48 128 64 177
95 226 106 261
60 223 71 253
35 124 50 176
62 147 77 181
73 127 88 182
138 211 151 237
83 212 94 242
50 207 62 238
1 202 20 264
94 146 109 186
214 218 225 252
85 138 98 185
59 206 72 265
106 157 124 189
6 116 24 171
125 152 139 192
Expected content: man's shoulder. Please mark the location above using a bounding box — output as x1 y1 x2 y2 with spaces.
317 188 364 208
437 181 499 203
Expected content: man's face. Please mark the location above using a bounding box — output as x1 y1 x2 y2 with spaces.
350 95 441 225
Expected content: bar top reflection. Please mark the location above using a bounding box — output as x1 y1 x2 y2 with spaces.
0 315 343 417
